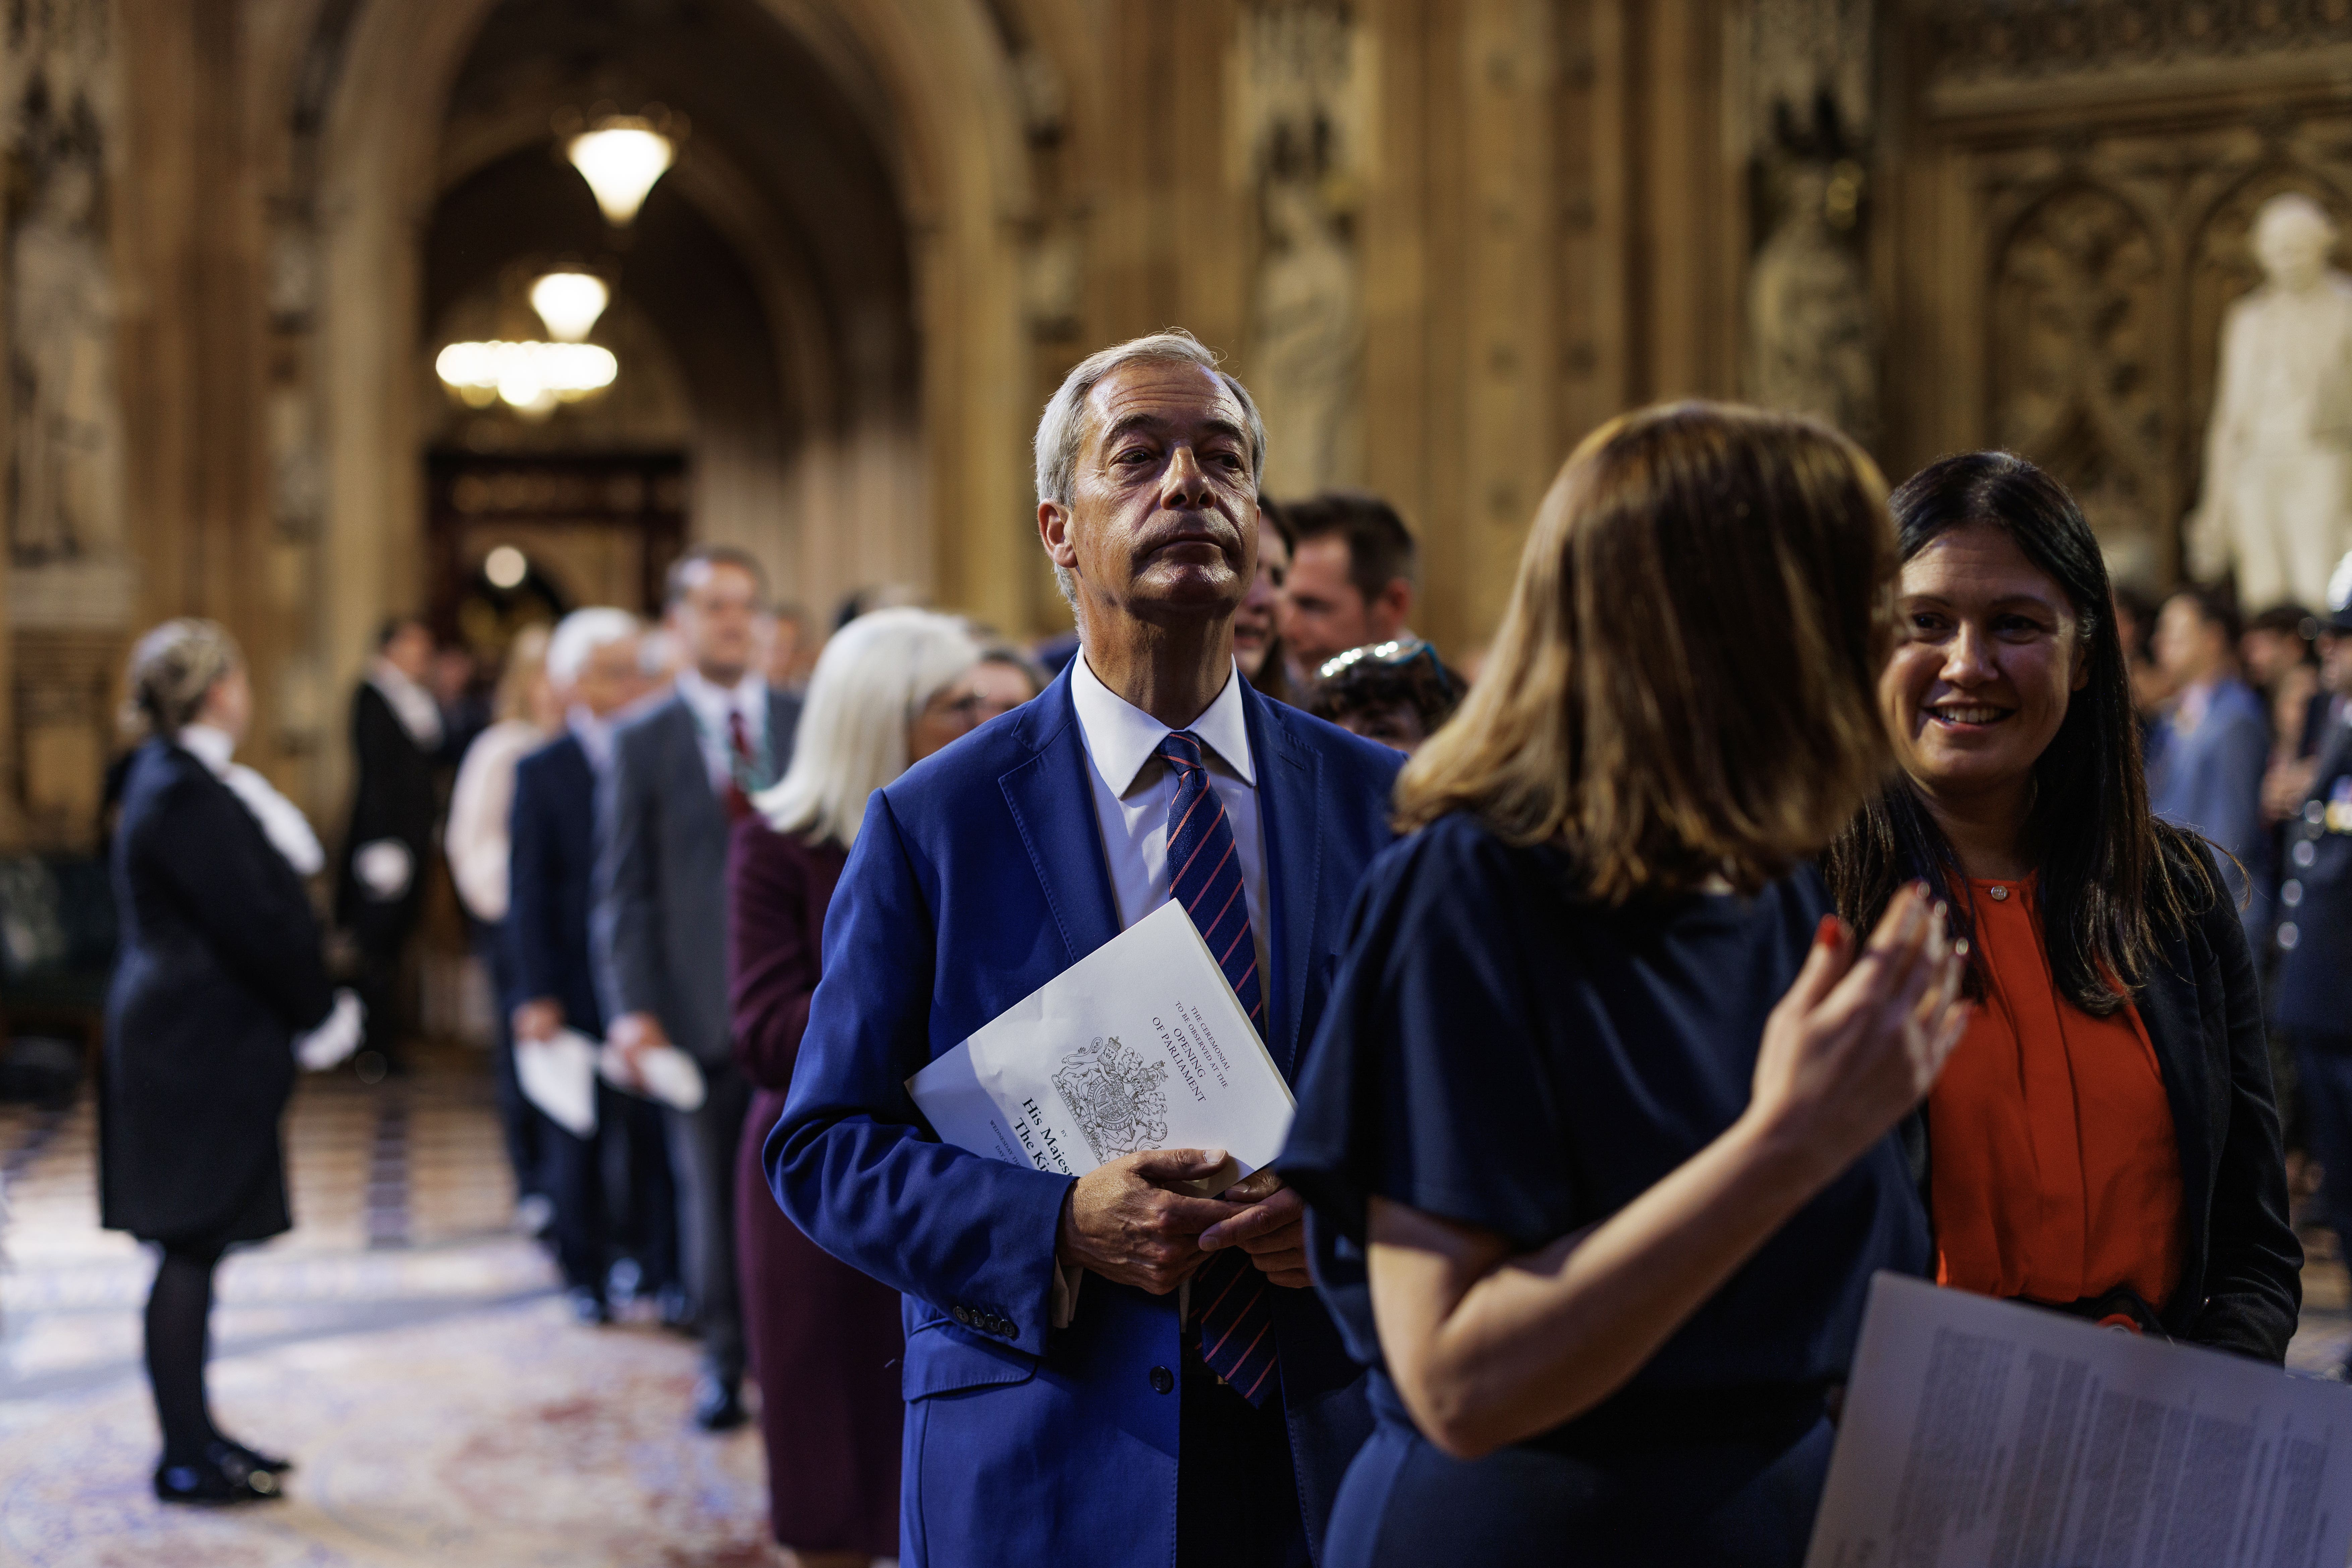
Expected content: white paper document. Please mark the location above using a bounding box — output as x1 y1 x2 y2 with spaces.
1807 1272 2352 1568
906 900 1295 1182
597 1040 707 1113
517 1028 599 1138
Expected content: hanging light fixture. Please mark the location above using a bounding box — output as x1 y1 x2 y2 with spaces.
435 341 618 410
565 113 676 226
529 270 611 342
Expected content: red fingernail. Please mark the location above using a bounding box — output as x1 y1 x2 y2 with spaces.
1816 914 1841 946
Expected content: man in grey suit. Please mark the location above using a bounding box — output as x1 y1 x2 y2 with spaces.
593 544 800 1430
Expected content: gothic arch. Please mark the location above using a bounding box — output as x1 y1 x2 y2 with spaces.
296 0 1037 808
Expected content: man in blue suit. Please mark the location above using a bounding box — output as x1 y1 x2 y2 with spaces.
771 332 1404 1567
508 608 675 1324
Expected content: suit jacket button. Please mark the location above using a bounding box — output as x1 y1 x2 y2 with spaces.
1150 1365 1175 1395
994 1316 1015 1337
952 1306 971 1326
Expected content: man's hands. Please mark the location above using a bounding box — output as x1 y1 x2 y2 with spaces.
512 998 561 1045
607 1010 669 1092
1198 1167 1312 1288
1055 1150 1314 1294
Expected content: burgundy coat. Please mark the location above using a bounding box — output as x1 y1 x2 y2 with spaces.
729 817 901 1555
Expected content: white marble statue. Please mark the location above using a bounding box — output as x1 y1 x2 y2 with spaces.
2188 193 2352 609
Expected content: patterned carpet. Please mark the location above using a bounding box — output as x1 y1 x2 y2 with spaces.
0 1043 782 1568
1 1039 2345 1566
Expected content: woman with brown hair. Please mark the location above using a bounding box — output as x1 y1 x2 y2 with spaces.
1277 404 1969 1567
1826 452 2298 1358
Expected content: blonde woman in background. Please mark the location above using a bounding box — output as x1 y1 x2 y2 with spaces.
444 624 561 1227
105 620 361 1504
727 608 989 1567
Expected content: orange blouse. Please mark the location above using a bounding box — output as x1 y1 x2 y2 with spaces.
1928 876 2184 1315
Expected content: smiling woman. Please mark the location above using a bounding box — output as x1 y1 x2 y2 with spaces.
1827 451 2302 1361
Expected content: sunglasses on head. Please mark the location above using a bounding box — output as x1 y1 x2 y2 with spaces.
1316 638 1452 698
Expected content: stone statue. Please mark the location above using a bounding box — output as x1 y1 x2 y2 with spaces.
1747 161 1876 442
8 152 123 564
1239 0 1364 496
2188 193 2352 608
1252 175 1363 497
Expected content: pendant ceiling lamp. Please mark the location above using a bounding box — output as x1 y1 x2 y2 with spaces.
529 270 610 342
565 112 677 227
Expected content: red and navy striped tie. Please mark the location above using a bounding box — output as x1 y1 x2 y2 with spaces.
1156 730 1279 1406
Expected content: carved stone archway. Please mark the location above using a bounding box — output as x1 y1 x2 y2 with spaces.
291 0 1036 812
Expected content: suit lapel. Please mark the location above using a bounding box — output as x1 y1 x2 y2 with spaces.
999 672 1122 966
1247 688 1323 1077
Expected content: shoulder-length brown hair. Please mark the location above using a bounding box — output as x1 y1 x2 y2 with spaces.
1395 401 1897 902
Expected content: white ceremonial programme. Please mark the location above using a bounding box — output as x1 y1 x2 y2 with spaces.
907 899 1296 1189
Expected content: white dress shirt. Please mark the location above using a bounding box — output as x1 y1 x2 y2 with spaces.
1062 654 1272 1327
568 703 618 776
178 724 326 878
674 665 771 792
367 657 444 751
1069 654 1272 1038
177 723 360 1068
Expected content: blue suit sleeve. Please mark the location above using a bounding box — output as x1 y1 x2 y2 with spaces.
768 790 1075 1357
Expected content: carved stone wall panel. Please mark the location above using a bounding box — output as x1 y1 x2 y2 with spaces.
1889 8 2352 591
1992 183 2167 578
1920 0 2352 88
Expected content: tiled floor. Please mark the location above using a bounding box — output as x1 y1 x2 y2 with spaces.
0 1042 779 1568
2 1039 2346 1566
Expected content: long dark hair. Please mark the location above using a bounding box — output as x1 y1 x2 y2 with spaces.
1823 451 2212 1014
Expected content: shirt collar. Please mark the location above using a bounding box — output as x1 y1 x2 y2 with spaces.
675 665 765 729
177 723 235 777
567 705 616 774
1070 652 1256 797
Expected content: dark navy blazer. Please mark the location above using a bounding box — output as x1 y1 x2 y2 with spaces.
509 733 605 1037
770 664 1404 1568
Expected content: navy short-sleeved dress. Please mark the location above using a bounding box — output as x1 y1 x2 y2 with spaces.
1280 813 1929 1568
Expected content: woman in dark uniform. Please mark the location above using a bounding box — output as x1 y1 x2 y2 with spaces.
104 620 360 1503
728 608 987 1566
1277 404 1971 1567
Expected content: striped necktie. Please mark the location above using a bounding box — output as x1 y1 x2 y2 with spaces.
1155 730 1279 1406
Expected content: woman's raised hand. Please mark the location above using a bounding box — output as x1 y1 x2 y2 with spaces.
1747 882 1970 1184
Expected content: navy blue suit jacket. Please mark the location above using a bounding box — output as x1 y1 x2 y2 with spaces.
770 665 1403 1568
509 733 605 1037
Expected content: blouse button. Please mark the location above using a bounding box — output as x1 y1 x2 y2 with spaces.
1988 885 2010 902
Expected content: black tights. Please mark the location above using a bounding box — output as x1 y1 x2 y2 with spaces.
145 1241 226 1464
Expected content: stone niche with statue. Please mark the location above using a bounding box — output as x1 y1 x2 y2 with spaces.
1884 0 2352 606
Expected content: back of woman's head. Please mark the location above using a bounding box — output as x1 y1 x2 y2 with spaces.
1826 450 2195 1012
1397 401 1896 901
121 619 241 742
757 607 981 849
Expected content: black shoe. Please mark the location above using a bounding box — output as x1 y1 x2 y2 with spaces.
155 1451 283 1505
566 1285 612 1325
210 1436 294 1475
691 1374 747 1432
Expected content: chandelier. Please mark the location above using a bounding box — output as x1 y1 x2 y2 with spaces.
564 110 680 227
435 340 618 414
